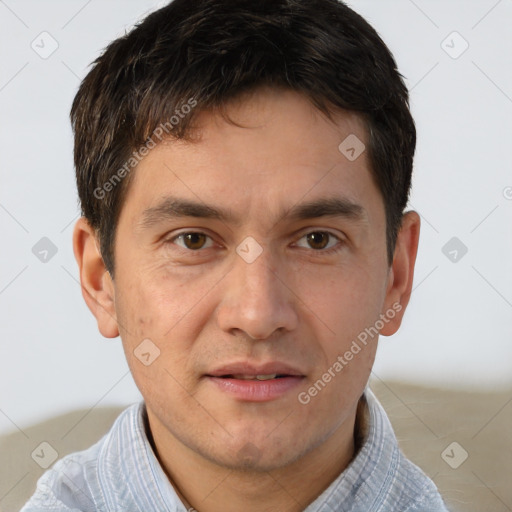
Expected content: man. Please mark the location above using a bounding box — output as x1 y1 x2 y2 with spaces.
22 0 449 510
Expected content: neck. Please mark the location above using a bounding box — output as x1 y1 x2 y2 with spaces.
146 398 366 512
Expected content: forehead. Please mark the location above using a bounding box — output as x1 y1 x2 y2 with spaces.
186 87 368 165
121 88 382 229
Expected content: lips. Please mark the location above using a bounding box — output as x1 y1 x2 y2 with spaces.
204 362 305 401
229 374 280 380
205 361 304 379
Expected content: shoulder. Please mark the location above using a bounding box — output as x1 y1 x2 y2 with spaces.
20 403 141 512
387 452 450 512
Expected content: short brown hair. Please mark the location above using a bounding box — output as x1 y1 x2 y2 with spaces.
71 0 416 275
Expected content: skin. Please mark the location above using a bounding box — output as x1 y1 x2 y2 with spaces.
73 86 420 512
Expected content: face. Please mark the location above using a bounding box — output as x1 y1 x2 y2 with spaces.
92 88 404 471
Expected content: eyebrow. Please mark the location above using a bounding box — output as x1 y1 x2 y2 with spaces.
138 195 367 231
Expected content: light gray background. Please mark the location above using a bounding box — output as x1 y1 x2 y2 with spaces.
1 0 511 433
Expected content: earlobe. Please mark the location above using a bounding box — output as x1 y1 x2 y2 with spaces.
380 211 421 336
72 217 119 338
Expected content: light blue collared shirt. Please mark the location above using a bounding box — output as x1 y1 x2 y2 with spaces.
21 388 449 511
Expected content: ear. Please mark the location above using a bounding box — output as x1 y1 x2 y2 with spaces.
72 217 119 338
380 211 420 336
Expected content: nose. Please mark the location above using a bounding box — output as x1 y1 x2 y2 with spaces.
216 245 298 340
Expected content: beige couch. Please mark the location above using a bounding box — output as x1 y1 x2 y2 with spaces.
1 379 511 512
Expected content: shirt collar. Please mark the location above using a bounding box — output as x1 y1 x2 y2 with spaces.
304 385 400 511
98 400 186 511
99 386 397 512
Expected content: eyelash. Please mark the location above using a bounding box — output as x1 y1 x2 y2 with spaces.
166 230 345 255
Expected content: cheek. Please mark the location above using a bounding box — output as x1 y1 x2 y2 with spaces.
298 261 385 340
113 267 218 391
115 267 208 341
114 274 202 405
296 262 385 395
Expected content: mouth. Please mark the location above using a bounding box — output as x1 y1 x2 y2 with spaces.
204 363 305 402
206 361 304 379
218 374 288 380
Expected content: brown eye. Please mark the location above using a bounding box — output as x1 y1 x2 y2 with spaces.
174 232 212 250
306 232 330 250
183 233 207 249
295 231 343 253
